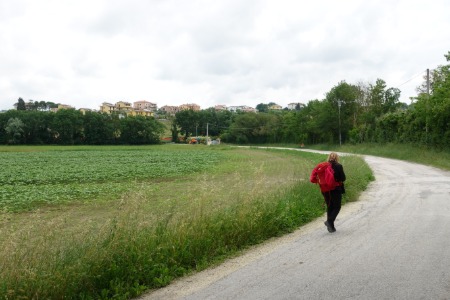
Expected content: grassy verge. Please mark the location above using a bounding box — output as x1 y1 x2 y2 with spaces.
0 146 372 299
307 143 450 171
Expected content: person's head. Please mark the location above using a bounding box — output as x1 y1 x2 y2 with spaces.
328 152 339 163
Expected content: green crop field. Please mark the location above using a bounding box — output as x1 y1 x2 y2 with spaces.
0 145 373 299
0 146 223 212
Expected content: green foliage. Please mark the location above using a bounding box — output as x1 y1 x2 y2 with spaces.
173 109 232 140
222 112 282 144
4 117 24 144
16 97 26 110
0 110 165 145
120 115 164 144
83 112 114 144
51 109 84 145
170 120 178 142
221 51 449 149
173 109 198 138
256 103 269 113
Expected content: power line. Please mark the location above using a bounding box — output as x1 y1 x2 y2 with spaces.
395 70 426 88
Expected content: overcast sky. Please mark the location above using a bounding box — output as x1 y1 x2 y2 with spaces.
1 0 449 111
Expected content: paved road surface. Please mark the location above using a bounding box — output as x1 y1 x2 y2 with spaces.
141 153 450 300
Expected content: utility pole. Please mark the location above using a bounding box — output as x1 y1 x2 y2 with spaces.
206 123 211 145
426 68 430 145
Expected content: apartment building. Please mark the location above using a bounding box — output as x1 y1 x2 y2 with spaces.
99 101 154 117
115 101 133 112
50 104 75 112
214 105 227 111
227 105 256 113
128 110 154 117
134 100 157 112
160 105 180 116
100 102 115 114
179 103 200 111
268 104 283 110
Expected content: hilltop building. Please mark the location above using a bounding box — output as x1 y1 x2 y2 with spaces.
99 101 156 117
134 100 157 111
288 102 305 110
268 104 283 110
50 104 75 112
227 105 257 113
214 105 227 111
79 108 96 115
179 103 200 111
160 105 180 116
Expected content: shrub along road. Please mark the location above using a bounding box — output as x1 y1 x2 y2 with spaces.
141 150 450 299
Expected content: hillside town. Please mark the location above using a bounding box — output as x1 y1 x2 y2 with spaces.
9 99 305 116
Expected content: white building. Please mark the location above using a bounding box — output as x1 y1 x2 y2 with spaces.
288 102 305 110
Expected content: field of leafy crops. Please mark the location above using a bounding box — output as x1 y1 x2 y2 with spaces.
0 146 223 212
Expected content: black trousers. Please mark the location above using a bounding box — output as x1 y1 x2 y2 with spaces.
322 188 342 229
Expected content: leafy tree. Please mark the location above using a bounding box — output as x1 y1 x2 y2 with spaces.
412 51 450 147
383 88 402 114
223 112 280 143
280 111 305 143
301 100 334 144
171 120 179 142
83 112 114 144
368 79 387 117
256 103 269 113
16 98 26 110
5 117 25 144
21 110 53 144
174 109 200 139
50 109 84 144
196 108 233 137
348 79 402 143
120 116 164 144
325 81 360 144
374 111 404 143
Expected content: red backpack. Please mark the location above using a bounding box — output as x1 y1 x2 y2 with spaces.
310 162 338 192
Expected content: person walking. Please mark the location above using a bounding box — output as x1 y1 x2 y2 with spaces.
310 152 346 233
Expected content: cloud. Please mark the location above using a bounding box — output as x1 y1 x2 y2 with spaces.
0 0 449 110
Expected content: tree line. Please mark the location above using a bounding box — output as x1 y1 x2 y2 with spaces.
0 109 164 145
15 98 59 111
173 51 449 149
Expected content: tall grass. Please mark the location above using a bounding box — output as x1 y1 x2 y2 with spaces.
0 147 372 299
307 143 450 171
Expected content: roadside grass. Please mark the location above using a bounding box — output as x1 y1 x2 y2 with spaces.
306 143 450 171
0 146 372 299
252 142 450 171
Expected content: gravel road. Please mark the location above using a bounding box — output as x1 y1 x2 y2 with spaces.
141 153 450 300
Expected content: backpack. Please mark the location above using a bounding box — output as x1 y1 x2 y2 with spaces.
310 162 337 192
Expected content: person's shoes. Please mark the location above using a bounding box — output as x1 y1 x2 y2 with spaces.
324 221 333 233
